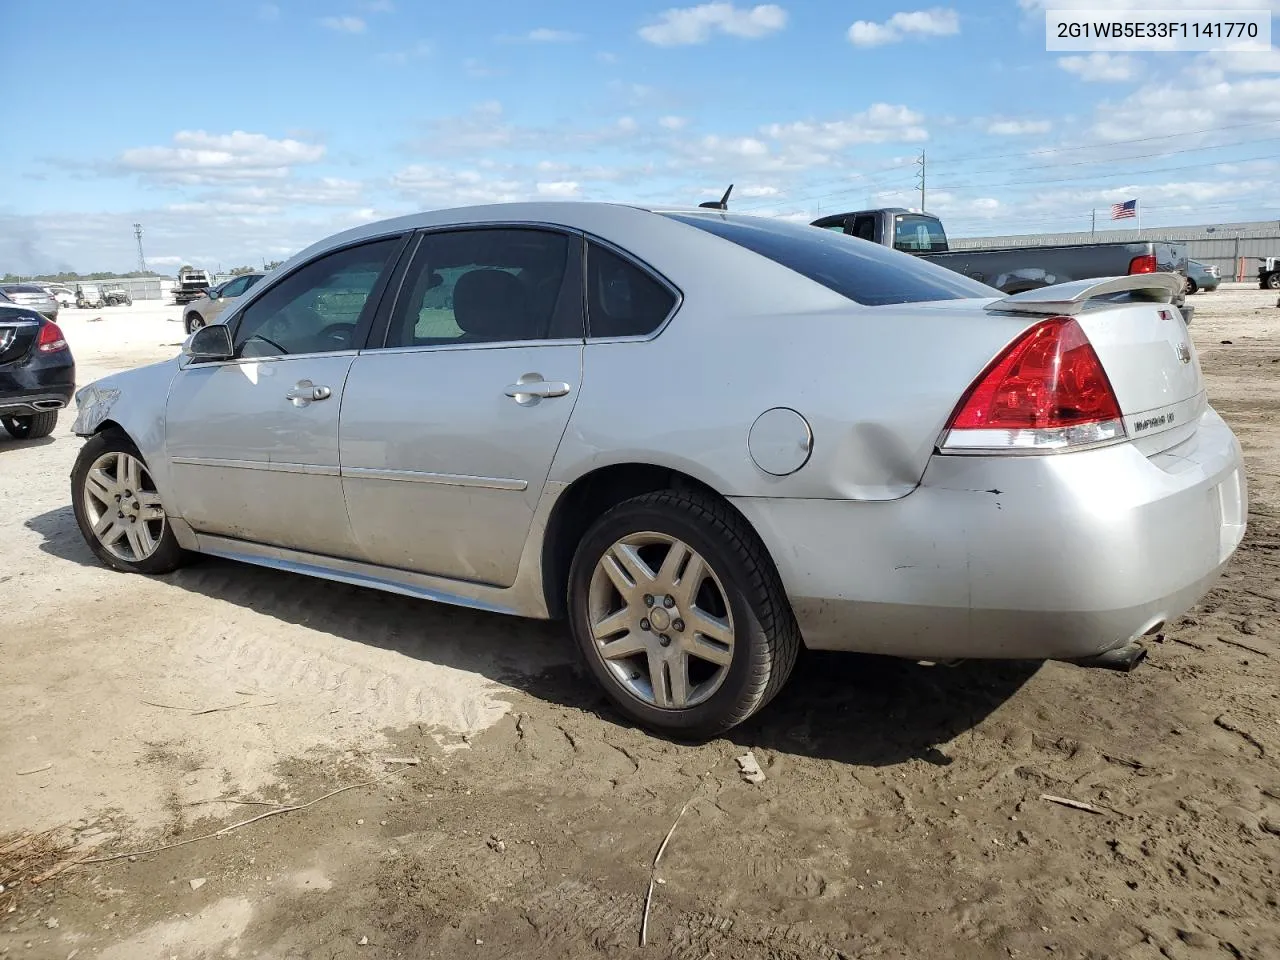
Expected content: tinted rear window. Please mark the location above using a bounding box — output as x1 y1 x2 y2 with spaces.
893 214 948 253
661 212 996 306
3 284 47 294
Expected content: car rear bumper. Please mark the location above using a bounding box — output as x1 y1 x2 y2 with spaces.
732 407 1247 661
0 355 76 418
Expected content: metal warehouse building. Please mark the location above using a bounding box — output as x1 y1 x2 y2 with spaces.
952 219 1280 280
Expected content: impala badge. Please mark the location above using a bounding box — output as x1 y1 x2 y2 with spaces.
1176 343 1192 364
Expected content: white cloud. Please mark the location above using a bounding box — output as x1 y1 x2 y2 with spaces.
536 181 581 197
526 28 583 42
596 51 619 64
659 115 689 130
1019 0 1279 9
1207 49 1280 75
848 8 959 47
986 119 1052 136
740 184 779 197
390 165 524 204
117 131 326 185
1057 53 1140 82
762 103 928 150
258 3 280 20
464 58 502 78
378 40 432 64
320 15 366 33
639 3 786 46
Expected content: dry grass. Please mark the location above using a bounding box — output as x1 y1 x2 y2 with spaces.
0 826 75 908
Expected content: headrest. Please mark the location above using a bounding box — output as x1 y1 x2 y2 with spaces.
453 269 526 340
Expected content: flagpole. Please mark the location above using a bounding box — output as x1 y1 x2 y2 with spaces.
1136 199 1141 237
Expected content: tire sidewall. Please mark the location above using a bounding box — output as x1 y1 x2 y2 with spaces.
70 431 185 575
567 496 771 738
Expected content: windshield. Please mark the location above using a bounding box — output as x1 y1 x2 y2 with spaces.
662 212 996 306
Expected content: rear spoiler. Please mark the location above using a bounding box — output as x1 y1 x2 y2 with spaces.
984 274 1184 316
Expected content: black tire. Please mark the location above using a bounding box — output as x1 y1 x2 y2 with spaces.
185 313 205 334
567 489 801 739
1268 273 1280 291
70 430 188 575
2 410 58 440
1185 278 1198 295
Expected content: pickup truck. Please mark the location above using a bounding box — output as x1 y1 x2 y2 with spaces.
173 267 213 305
811 207 1194 324
1258 256 1280 290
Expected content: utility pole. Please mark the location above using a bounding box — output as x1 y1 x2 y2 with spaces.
915 150 926 211
1091 208 1096 239
133 223 146 274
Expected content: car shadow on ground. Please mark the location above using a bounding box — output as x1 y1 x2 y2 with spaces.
26 504 1041 768
0 435 58 450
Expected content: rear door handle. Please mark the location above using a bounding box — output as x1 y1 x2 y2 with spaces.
504 378 571 404
286 380 332 406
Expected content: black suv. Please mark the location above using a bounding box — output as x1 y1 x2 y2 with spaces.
0 302 76 440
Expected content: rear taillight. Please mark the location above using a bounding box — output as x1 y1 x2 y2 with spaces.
941 316 1125 453
1128 254 1158 274
37 321 68 353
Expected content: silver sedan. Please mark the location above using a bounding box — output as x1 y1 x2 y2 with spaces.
182 272 266 334
67 202 1247 738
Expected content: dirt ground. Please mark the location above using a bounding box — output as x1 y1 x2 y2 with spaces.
2 287 1278 960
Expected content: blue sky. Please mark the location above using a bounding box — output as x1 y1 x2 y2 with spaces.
2 0 1279 273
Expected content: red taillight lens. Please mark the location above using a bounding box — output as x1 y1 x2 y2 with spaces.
942 316 1125 453
1128 254 1157 274
37 321 68 353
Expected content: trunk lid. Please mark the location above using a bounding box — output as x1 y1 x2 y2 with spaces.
0 316 40 365
985 275 1204 454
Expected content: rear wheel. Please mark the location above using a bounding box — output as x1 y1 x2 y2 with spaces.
1268 273 1280 290
2 411 58 440
1185 278 1198 295
567 490 800 739
71 432 187 575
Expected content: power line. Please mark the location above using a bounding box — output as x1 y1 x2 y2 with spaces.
734 118 1280 215
930 150 1280 193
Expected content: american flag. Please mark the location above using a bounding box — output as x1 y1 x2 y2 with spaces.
1111 199 1137 220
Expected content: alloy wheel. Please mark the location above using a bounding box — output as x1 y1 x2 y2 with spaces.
587 532 736 710
81 451 166 563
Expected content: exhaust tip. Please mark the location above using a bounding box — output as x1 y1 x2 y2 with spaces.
1064 642 1148 673
31 399 65 410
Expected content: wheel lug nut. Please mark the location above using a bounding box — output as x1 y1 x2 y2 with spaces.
658 634 671 647
640 618 651 632
672 619 685 632
644 595 654 607
663 595 675 608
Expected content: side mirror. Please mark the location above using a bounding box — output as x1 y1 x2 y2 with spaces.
182 323 234 361
208 289 220 300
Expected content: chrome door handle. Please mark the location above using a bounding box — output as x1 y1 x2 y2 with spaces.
504 378 571 404
286 380 332 406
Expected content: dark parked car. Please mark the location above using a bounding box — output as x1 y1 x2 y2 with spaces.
0 304 75 440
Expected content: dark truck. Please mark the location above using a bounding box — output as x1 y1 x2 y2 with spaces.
811 207 1194 324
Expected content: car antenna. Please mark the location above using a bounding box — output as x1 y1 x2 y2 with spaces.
698 183 733 210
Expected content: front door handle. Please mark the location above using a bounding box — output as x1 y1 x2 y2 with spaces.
504 376 571 405
286 380 332 406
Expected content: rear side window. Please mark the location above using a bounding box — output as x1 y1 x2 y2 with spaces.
586 244 676 338
662 212 996 306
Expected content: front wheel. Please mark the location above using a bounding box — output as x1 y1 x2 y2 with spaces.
1268 273 1280 290
185 313 205 334
71 432 188 575
1185 278 1198 295
2 411 58 440
567 490 800 739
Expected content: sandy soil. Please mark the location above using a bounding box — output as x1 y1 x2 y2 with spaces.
2 287 1278 959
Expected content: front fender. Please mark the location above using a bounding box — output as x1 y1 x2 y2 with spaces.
72 358 181 502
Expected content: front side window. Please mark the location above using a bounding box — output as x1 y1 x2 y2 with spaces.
662 212 994 306
586 243 676 338
219 276 251 298
233 237 401 358
384 228 580 348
